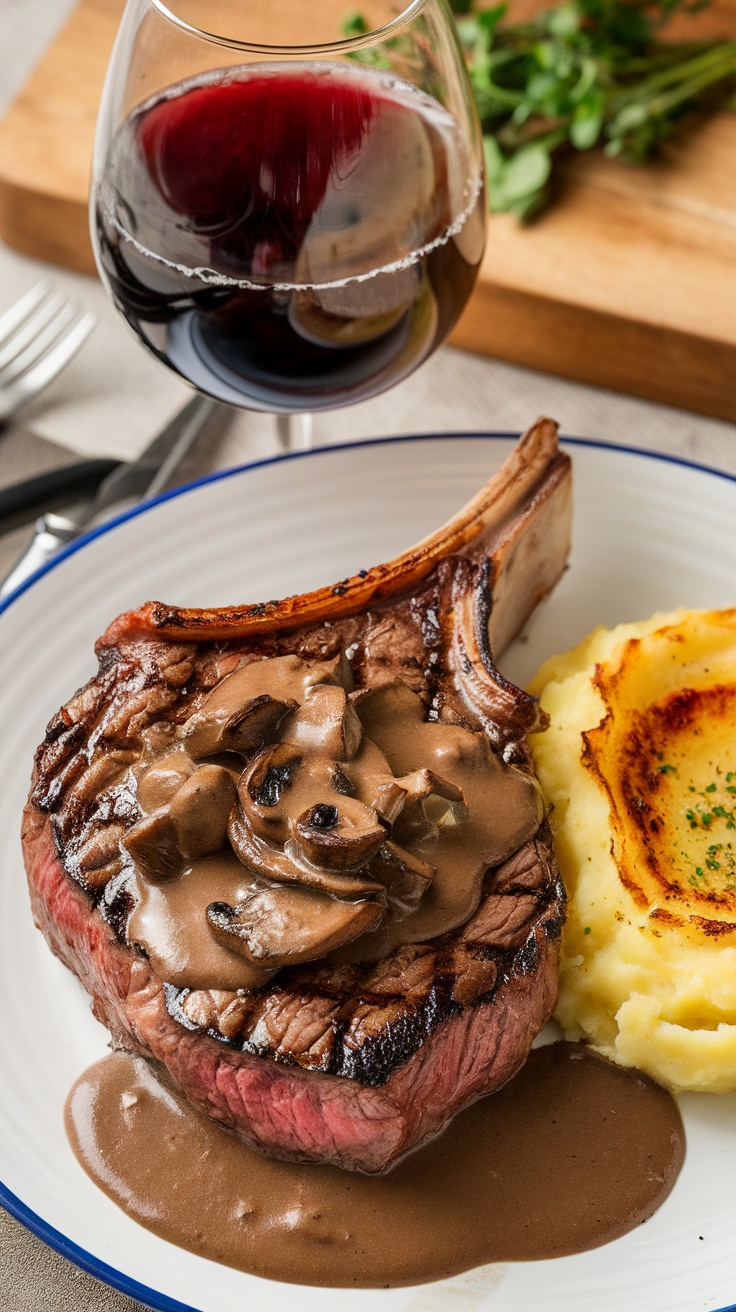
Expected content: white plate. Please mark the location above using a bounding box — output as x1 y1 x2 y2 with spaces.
1 434 736 1312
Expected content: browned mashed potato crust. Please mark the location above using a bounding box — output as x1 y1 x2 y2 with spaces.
529 608 736 1093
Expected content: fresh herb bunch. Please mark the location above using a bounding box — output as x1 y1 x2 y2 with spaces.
450 0 736 217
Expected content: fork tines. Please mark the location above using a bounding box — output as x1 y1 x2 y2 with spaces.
0 281 97 421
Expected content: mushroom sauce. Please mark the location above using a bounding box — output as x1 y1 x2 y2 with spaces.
122 652 544 989
66 1042 685 1286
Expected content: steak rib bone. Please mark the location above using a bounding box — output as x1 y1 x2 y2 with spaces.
98 415 570 660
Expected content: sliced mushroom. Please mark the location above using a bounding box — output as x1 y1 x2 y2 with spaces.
239 745 386 865
368 840 434 918
372 777 407 826
136 750 195 813
168 764 237 859
239 744 305 844
399 768 466 820
340 736 407 825
288 683 363 760
121 809 183 883
180 651 351 761
207 885 383 968
315 649 354 692
228 807 384 897
291 798 386 871
182 691 295 759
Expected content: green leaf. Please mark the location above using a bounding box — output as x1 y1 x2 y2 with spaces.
477 4 508 35
570 112 602 149
341 10 369 36
511 101 534 126
482 134 507 187
344 0 736 224
454 17 479 45
608 101 650 134
527 72 560 105
533 41 558 73
571 56 599 102
547 3 580 38
570 90 605 148
552 51 575 81
501 143 553 200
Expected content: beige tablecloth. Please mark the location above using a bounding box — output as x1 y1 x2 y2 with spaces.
2 4 736 1310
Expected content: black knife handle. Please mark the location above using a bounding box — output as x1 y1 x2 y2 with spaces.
0 459 122 534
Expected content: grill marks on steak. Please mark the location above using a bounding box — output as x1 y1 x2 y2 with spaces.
24 417 572 1172
34 624 364 890
31 567 512 919
163 832 563 1084
24 807 562 1172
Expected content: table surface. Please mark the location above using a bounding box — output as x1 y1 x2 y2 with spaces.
2 3 736 1310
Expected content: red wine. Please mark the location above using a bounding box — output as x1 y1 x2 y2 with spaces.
94 63 485 410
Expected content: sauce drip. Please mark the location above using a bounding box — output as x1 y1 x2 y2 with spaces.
336 682 543 961
65 1042 685 1287
127 854 264 990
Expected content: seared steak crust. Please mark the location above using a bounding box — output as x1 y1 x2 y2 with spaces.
24 807 561 1172
24 419 572 1172
167 832 564 1086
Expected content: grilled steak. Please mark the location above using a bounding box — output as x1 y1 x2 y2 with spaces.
23 418 571 1174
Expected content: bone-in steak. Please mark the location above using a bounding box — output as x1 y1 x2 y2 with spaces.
23 419 570 1173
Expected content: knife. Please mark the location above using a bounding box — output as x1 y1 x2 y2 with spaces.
0 459 122 534
0 393 222 602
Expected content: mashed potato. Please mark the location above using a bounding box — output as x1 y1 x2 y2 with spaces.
528 608 736 1093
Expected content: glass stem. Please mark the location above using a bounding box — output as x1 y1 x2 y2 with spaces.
276 414 314 451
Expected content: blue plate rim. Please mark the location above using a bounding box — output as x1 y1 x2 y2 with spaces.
2 428 736 620
2 427 736 1312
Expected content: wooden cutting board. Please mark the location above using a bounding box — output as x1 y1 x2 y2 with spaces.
2 0 736 421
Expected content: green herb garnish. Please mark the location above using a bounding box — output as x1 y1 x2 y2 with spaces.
452 0 736 217
346 0 736 219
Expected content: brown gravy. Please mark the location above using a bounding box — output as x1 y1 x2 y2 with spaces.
65 1042 685 1288
123 667 542 990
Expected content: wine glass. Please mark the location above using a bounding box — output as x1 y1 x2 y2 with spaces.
90 0 486 441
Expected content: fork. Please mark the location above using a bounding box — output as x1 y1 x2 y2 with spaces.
0 281 97 423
